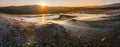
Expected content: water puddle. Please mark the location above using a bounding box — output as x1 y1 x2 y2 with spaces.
3 13 110 23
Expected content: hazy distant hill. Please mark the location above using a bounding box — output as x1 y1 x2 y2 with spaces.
100 3 120 9
0 5 88 14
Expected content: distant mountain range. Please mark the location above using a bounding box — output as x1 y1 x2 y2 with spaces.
0 3 120 14
102 3 120 8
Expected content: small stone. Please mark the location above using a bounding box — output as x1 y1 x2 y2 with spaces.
118 36 120 39
101 37 107 42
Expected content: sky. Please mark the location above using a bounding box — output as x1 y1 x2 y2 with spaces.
0 0 120 7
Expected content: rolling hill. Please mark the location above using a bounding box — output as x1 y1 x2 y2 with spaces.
0 5 87 14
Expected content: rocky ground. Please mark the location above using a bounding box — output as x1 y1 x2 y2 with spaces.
0 13 120 47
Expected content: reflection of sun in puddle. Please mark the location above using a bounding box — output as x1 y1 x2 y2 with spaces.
37 14 47 24
41 16 46 22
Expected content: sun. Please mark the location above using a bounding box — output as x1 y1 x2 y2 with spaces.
41 3 46 6
40 2 46 7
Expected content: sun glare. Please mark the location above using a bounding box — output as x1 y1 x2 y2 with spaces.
38 2 48 24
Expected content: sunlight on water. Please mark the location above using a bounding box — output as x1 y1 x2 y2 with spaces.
73 14 110 21
33 14 47 25
48 20 66 24
37 14 47 24
41 14 47 22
